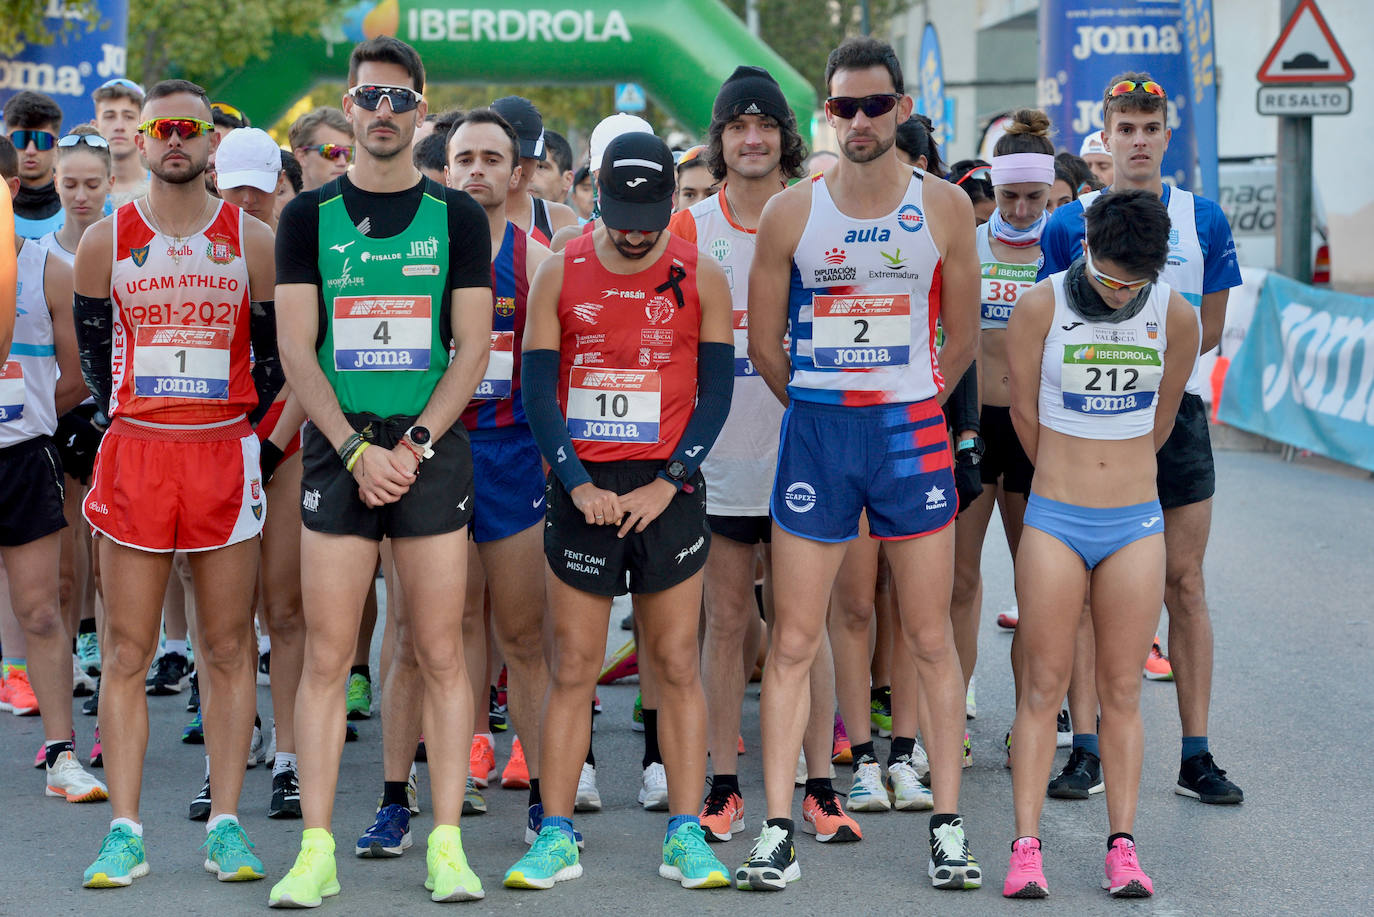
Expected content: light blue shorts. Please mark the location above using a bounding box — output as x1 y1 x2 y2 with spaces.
1023 494 1163 570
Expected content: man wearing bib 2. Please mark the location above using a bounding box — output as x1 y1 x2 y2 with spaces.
269 36 494 906
742 37 982 893
72 79 283 888
506 131 735 890
1004 189 1197 898
1039 74 1244 807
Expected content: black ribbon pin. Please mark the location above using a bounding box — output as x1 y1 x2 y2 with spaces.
656 263 688 310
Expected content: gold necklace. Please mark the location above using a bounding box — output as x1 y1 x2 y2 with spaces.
147 196 212 266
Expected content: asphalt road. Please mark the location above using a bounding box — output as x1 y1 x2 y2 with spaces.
2 444 1371 916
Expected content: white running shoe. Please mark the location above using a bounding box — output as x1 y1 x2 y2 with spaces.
965 676 977 720
46 750 108 802
246 722 267 768
638 762 668 810
912 739 932 787
574 763 602 812
886 755 934 810
847 758 891 812
73 656 97 697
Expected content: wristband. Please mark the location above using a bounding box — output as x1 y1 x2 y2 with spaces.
337 432 364 465
957 438 976 452
399 438 424 463
345 442 370 473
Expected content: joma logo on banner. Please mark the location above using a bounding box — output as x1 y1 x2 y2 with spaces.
1262 303 1374 423
1071 24 1182 60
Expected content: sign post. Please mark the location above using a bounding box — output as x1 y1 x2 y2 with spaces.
1256 0 1354 282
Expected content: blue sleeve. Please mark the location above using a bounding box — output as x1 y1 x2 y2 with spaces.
520 348 593 492
1196 196 1242 294
1037 204 1083 281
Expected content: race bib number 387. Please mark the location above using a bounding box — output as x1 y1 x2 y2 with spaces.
333 295 432 371
811 294 911 368
132 326 230 399
1060 343 1163 415
980 262 1038 324
566 368 661 443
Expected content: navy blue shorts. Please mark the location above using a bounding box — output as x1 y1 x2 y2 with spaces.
470 428 546 543
1022 493 1163 570
770 398 957 543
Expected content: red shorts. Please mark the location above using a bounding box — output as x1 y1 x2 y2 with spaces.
84 417 265 552
255 399 302 460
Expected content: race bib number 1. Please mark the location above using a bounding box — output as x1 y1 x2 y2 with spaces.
566 368 661 443
979 262 1038 324
1060 343 1163 415
811 294 911 368
333 295 432 372
132 326 230 399
0 361 25 421
472 331 515 400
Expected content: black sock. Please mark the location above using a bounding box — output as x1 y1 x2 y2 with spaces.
929 812 958 830
641 708 661 768
72 638 78 654
711 773 739 794
870 685 890 703
79 617 97 634
851 740 875 768
803 777 833 797
350 664 370 681
889 735 916 766
381 780 409 809
45 739 75 768
1108 832 1134 852
528 778 541 808
765 816 794 836
585 734 595 768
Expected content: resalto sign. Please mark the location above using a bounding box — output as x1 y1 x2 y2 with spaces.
333 0 632 43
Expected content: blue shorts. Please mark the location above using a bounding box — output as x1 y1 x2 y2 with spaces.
1023 494 1163 570
470 428 546 543
770 398 957 542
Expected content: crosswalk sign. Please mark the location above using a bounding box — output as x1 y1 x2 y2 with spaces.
614 83 646 112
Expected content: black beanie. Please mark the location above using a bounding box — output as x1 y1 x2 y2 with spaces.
712 65 791 126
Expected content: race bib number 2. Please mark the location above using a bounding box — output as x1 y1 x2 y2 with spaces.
472 331 515 400
0 361 25 421
1060 343 1163 415
333 295 432 372
132 326 230 399
811 294 911 368
566 368 661 444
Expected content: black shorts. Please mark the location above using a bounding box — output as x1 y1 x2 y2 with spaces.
1156 393 1215 510
53 403 102 485
300 413 473 541
707 514 771 545
979 405 1034 495
0 436 67 547
545 460 709 597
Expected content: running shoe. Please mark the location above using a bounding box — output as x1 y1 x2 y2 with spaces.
593 694 602 715
189 778 212 821
966 676 977 719
268 829 338 908
524 803 585 849
145 651 189 695
426 825 484 901
407 762 421 814
734 823 799 891
1003 836 1049 898
345 722 358 742
574 762 602 811
495 664 507 709
597 637 638 684
928 816 981 890
870 687 893 737
1176 751 1244 804
82 677 100 716
802 784 861 842
911 738 932 786
886 754 934 810
415 737 426 762
73 655 97 696
46 750 108 802
738 734 746 755
33 739 45 769
463 776 487 815
345 671 372 719
1047 747 1105 799
660 822 730 888
1102 837 1153 897
620 612 633 630
77 631 101 675
699 782 744 842
638 762 668 810
257 650 271 687
201 819 265 881
1144 637 1174 681
469 734 496 789
356 803 412 857
1056 708 1072 748
631 691 644 732
6 670 38 715
502 737 530 789
963 731 973 768
848 755 891 812
489 685 508 732
268 766 301 819
83 824 149 888
89 728 103 768
181 711 204 744
247 717 267 768
1004 731 1013 769
832 714 852 764
186 672 199 712
997 607 1019 630
505 825 582 889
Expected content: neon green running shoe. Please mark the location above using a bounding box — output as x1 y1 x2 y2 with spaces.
345 672 372 720
660 822 730 889
202 819 265 881
83 825 149 888
425 825 484 901
269 829 339 908
504 825 581 890
870 688 893 738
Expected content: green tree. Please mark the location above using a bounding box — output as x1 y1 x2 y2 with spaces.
0 0 98 57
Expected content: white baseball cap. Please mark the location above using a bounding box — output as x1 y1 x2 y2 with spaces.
216 128 283 193
588 112 653 173
1079 130 1109 158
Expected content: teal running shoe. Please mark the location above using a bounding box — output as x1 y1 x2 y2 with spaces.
181 710 203 744
504 825 581 889
202 819 265 881
660 822 730 889
83 825 149 888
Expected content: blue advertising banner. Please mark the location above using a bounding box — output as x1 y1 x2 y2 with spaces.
0 1 130 131
917 24 947 154
1037 0 1195 188
1218 273 1374 472
1180 0 1219 200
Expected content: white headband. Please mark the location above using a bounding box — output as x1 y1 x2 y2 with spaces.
991 152 1055 186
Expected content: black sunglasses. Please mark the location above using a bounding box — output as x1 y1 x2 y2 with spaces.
826 94 902 120
348 84 423 113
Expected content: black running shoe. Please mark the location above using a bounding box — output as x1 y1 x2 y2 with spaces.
1056 708 1071 747
268 767 302 819
489 685 508 732
1176 751 1243 804
82 677 100 716
189 777 212 821
1047 747 1105 800
146 651 190 695
928 816 982 890
257 651 271 687
185 671 199 712
735 824 799 891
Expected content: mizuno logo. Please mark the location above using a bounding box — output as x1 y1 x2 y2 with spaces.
330 241 356 254
1062 322 1084 331
626 177 648 188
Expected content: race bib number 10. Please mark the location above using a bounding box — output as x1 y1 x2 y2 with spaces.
132 326 230 399
472 331 515 400
333 295 432 371
566 368 661 444
0 361 25 421
1060 343 1163 415
811 294 911 368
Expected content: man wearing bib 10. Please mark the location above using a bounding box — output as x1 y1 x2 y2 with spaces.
72 79 283 889
1003 190 1197 898
269 36 493 907
506 131 735 891
742 37 982 893
1039 74 1244 807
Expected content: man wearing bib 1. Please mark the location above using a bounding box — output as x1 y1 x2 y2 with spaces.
72 79 283 889
1003 190 1197 898
506 131 735 891
269 37 494 907
742 37 982 893
1039 74 1244 807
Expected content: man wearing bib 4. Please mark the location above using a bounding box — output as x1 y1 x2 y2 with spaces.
270 37 493 907
507 130 735 891
1039 74 1244 807
1004 190 1197 899
742 37 982 893
72 79 284 889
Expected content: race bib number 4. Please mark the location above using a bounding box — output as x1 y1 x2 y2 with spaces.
980 262 1038 324
333 295 432 371
0 361 25 421
566 368 661 444
811 294 911 368
1061 343 1163 415
132 326 230 399
472 331 515 400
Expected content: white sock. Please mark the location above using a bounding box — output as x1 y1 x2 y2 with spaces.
163 639 188 657
111 817 142 836
206 813 238 833
258 634 271 655
204 755 211 779
273 752 297 776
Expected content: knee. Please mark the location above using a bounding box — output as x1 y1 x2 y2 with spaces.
302 631 360 682
14 600 63 641
768 625 822 671
900 620 954 665
831 598 874 632
1095 669 1141 714
1020 662 1071 715
104 630 158 679
412 637 463 679
263 597 304 639
646 643 700 691
197 628 253 670
704 596 751 646
1165 562 1206 614
951 563 981 607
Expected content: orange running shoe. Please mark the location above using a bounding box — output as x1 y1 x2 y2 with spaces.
469 735 496 789
802 784 861 842
1144 637 1174 681
501 737 530 789
698 782 744 842
6 669 39 716
831 714 852 764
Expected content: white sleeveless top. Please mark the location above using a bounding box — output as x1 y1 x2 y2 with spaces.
0 241 59 446
976 222 1040 331
36 230 76 266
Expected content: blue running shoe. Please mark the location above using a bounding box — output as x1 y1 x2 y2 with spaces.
83 825 149 888
660 822 730 889
356 803 411 857
504 825 581 889
525 803 585 849
181 711 204 744
201 819 265 881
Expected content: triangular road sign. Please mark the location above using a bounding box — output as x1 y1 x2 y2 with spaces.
1257 0 1354 84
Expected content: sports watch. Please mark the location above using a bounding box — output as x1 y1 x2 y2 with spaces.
955 435 985 466
657 459 693 491
403 425 435 461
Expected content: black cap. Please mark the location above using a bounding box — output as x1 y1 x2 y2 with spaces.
490 95 545 161
712 65 791 125
597 133 675 232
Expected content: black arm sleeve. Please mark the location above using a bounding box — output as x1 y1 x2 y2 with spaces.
943 360 980 435
521 348 593 492
665 341 734 483
248 299 285 426
73 293 113 414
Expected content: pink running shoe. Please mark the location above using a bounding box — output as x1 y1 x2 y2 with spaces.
1103 837 1153 897
1003 836 1048 898
89 728 103 768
